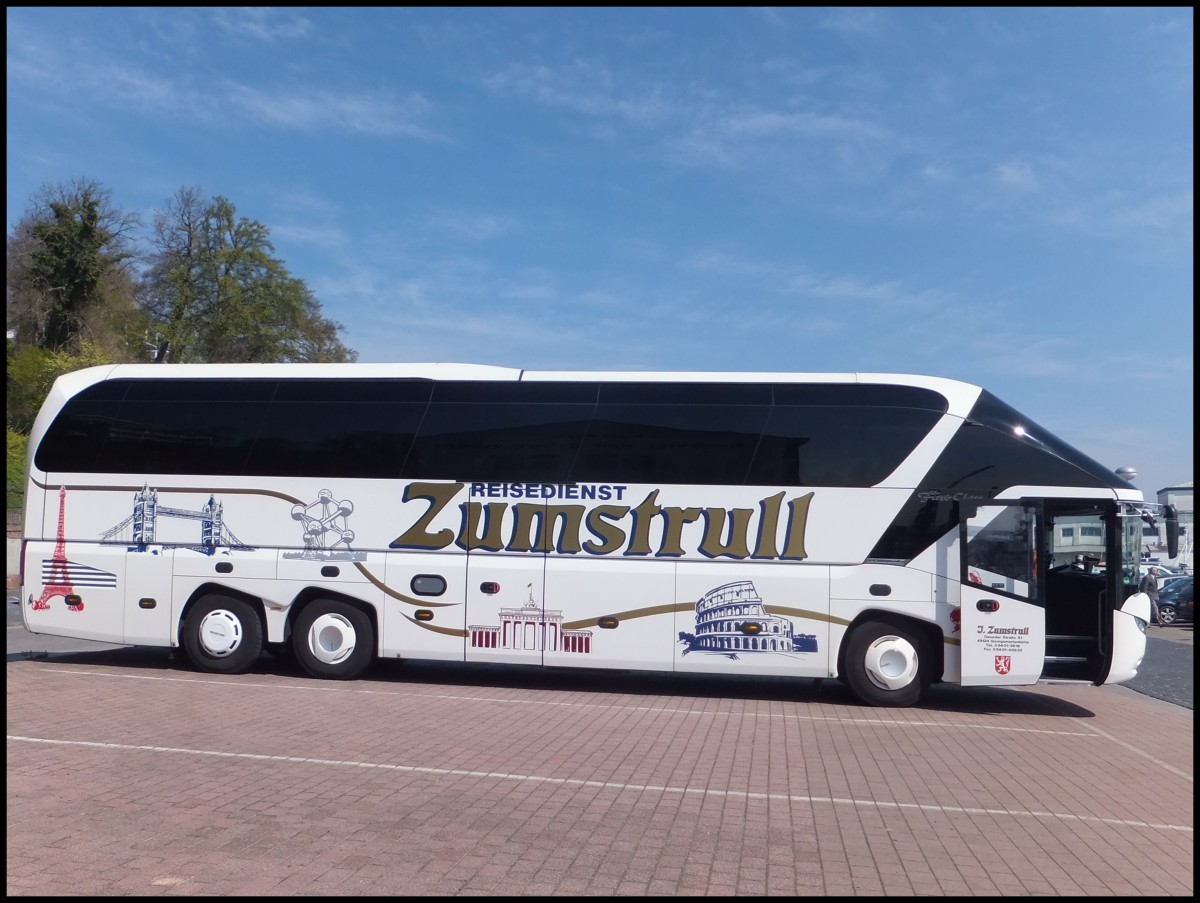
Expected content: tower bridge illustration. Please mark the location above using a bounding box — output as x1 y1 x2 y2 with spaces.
102 484 253 554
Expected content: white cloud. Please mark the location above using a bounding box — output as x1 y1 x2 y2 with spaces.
224 85 443 140
7 24 442 141
995 160 1039 191
817 8 888 39
483 61 669 124
212 8 314 43
422 210 522 240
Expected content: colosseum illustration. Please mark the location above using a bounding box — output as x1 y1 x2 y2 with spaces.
678 580 817 658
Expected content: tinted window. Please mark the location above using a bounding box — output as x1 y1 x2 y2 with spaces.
575 383 770 484
1161 577 1192 603
273 379 432 403
867 389 1122 562
245 379 432 477
747 405 942 486
598 382 771 406
246 401 428 478
36 378 433 478
402 381 595 482
34 400 122 472
923 420 1103 492
771 383 946 410
951 391 1128 490
35 377 951 489
121 379 276 402
95 398 268 475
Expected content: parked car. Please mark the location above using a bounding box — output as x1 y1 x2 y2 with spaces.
1156 576 1194 626
1142 564 1178 579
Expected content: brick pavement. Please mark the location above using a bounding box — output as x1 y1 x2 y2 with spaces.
5 647 1193 896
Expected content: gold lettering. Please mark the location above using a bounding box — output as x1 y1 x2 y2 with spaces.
750 492 784 559
780 492 813 560
543 504 587 553
583 506 629 554
459 501 508 551
393 482 814 561
698 507 755 559
390 482 463 549
508 503 541 553
626 490 662 556
657 506 702 557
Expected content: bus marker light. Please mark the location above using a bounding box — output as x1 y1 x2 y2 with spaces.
976 599 999 613
415 610 434 621
597 616 619 629
740 622 763 635
480 582 501 595
138 598 157 609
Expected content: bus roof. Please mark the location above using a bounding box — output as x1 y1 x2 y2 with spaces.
65 362 982 392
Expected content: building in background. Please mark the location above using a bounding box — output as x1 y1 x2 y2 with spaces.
1151 480 1194 570
1047 479 1193 573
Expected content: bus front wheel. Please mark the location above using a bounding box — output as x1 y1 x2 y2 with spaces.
843 620 928 707
182 594 263 675
293 599 374 680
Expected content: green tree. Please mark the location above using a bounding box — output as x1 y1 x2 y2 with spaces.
7 180 145 517
140 189 356 363
5 340 116 514
6 178 144 356
6 341 116 434
7 429 29 510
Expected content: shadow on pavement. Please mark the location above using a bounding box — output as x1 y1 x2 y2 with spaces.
8 642 1097 718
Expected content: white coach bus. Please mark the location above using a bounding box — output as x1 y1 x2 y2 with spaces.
19 363 1178 707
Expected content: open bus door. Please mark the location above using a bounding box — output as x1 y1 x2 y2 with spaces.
959 503 1046 686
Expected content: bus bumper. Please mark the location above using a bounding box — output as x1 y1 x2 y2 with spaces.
1105 594 1151 684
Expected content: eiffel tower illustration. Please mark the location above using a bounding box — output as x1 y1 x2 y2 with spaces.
30 486 83 612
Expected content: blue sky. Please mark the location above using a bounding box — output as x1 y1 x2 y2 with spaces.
6 7 1193 497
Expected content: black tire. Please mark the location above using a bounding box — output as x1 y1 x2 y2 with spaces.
182 594 263 674
843 620 928 707
292 599 374 680
1158 604 1177 626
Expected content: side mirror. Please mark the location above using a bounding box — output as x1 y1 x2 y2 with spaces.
1164 504 1179 559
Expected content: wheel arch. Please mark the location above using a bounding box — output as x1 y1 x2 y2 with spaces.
836 608 945 685
178 583 266 648
286 587 380 655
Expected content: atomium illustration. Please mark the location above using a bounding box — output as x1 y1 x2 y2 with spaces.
285 489 366 560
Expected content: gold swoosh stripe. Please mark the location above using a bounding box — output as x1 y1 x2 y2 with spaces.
562 602 692 631
352 562 458 608
764 605 847 626
401 613 467 637
31 478 305 504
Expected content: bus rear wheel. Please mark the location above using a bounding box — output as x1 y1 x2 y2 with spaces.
293 599 374 680
182 594 263 675
844 620 928 707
